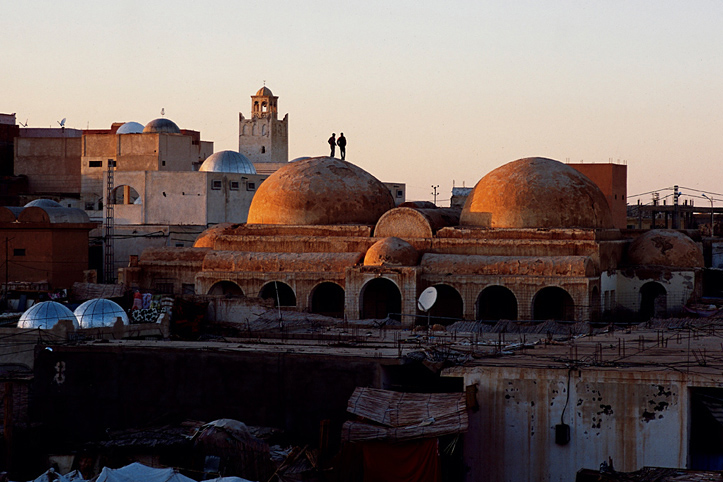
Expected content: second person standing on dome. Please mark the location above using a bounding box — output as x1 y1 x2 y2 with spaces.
337 133 347 160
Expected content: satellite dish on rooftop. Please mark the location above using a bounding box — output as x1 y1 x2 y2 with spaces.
57 118 66 127
417 287 438 312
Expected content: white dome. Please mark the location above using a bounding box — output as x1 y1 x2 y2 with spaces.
74 298 129 329
18 301 78 329
199 150 256 174
24 199 62 208
116 122 144 134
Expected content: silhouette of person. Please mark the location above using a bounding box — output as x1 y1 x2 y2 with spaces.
328 133 336 157
337 133 347 160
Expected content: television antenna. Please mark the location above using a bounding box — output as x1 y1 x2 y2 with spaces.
18 119 28 127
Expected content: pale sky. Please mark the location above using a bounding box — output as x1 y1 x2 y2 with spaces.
3 1 722 205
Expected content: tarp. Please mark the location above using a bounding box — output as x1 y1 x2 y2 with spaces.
95 463 196 482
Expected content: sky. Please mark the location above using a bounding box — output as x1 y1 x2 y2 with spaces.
2 1 723 206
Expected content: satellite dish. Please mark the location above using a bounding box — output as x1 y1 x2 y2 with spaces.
57 118 66 127
417 287 438 312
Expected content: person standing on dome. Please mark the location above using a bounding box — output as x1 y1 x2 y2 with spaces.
328 133 336 157
337 133 347 160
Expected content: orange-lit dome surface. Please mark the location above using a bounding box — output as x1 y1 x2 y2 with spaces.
460 157 613 229
627 230 703 268
247 157 394 225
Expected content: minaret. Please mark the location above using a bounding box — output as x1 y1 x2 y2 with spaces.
239 86 289 175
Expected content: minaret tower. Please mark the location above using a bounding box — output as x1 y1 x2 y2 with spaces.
239 86 289 175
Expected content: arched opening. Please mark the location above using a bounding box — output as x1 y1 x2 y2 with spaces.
207 281 244 298
259 281 296 307
639 282 667 320
423 284 463 326
262 102 268 113
590 286 601 322
533 287 575 321
476 285 518 321
111 185 141 205
242 125 248 136
360 278 401 321
310 282 345 318
262 125 267 136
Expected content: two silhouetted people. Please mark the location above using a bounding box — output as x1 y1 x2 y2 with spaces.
328 132 347 160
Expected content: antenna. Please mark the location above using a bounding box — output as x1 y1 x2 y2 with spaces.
161 108 165 117
417 287 437 312
18 119 28 127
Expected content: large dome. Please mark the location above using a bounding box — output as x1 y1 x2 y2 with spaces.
247 157 394 225
143 118 181 134
460 157 613 229
74 298 129 328
627 230 704 268
18 301 78 329
199 151 256 174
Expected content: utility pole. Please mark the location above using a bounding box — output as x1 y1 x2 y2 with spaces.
431 185 439 206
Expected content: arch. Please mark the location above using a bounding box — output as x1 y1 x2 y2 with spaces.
532 286 575 321
477 285 518 321
360 278 401 321
111 185 141 205
207 281 244 297
639 282 667 320
261 124 267 136
424 284 463 326
310 282 345 318
252 124 258 135
259 281 296 307
242 124 248 136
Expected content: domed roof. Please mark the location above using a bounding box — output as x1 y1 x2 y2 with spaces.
73 298 129 329
24 199 62 208
18 301 78 329
143 118 181 134
255 86 273 97
247 156 395 226
290 156 311 163
116 121 144 134
460 157 613 229
627 230 704 268
364 237 419 266
199 150 256 174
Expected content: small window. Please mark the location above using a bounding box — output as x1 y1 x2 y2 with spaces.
162 161 166 166
230 181 240 190
247 182 256 191
261 146 266 153
396 190 403 198
212 180 222 190
175 243 184 247
615 194 617 200
89 160 102 168
13 249 25 257
182 283 195 295
85 202 95 210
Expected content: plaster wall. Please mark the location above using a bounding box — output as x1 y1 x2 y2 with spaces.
614 269 698 314
238 114 288 165
446 365 698 482
15 137 81 193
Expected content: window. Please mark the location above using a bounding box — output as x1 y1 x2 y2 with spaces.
396 190 403 198
230 181 240 190
182 283 195 295
247 182 256 191
175 243 184 247
212 180 222 190
261 146 266 153
89 160 102 168
13 249 25 257
155 282 174 294
162 161 166 166
85 202 95 210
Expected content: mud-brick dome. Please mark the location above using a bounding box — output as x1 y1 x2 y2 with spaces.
460 157 613 229
364 237 419 266
143 118 181 134
627 230 704 268
247 157 394 225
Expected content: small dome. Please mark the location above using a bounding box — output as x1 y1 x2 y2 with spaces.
24 199 62 208
627 230 704 268
256 86 273 97
290 156 311 163
461 157 613 229
247 157 394 226
143 118 181 134
74 298 129 329
18 301 78 329
364 237 419 266
116 122 144 134
199 151 256 174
